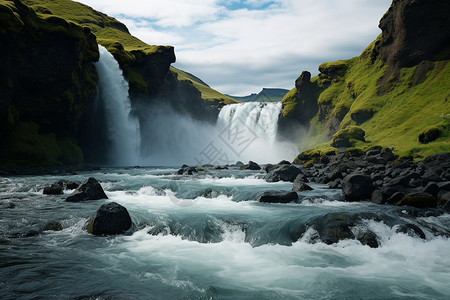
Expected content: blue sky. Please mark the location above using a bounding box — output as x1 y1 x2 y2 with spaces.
77 0 392 95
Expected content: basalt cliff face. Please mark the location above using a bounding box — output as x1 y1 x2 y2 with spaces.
0 0 99 167
1 0 235 168
279 0 450 158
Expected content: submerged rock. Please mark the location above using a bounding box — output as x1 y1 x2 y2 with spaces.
66 177 108 202
257 191 298 204
86 202 132 236
43 184 63 195
43 220 63 232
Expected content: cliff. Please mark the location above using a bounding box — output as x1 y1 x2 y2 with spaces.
0 0 99 167
0 0 236 168
279 0 450 160
23 0 237 120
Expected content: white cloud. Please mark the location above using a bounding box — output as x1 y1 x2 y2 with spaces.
76 0 392 95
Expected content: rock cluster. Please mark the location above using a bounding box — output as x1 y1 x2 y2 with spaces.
298 149 450 208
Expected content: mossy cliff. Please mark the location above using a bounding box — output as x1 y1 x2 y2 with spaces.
1 0 236 168
0 0 99 167
279 0 450 161
24 0 237 121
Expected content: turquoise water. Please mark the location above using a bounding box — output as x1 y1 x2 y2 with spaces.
1 167 449 299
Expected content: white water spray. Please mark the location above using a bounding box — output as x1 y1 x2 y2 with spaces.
216 102 297 163
95 45 140 166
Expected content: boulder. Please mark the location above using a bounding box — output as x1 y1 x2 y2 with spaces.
177 166 198 175
396 192 437 208
43 184 63 195
312 213 355 245
357 231 379 248
86 202 132 236
43 220 63 231
342 174 374 201
66 177 108 202
293 181 313 192
265 165 302 182
422 182 440 197
240 161 261 170
257 191 298 204
55 179 80 190
395 224 426 239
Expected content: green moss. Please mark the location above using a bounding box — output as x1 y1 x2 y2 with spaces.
293 147 337 165
344 147 365 158
281 87 298 117
290 31 450 158
2 122 83 167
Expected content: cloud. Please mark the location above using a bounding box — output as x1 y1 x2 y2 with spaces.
77 0 392 95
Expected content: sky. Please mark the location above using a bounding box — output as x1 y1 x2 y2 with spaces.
76 0 392 96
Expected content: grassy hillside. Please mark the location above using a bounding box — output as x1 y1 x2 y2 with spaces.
230 88 289 103
23 0 236 104
171 67 237 104
284 36 450 159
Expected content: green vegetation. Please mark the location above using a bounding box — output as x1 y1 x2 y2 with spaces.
2 122 83 167
295 35 450 157
231 88 289 103
281 87 298 116
172 67 238 104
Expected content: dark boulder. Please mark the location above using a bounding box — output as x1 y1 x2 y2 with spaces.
422 182 440 197
395 224 426 239
43 184 63 195
386 192 405 205
265 165 302 182
278 160 291 165
43 220 63 231
396 192 437 208
177 166 198 175
55 179 80 190
86 202 132 236
240 161 261 170
342 174 374 201
257 191 298 204
312 213 355 245
66 177 108 202
357 231 379 248
293 181 313 192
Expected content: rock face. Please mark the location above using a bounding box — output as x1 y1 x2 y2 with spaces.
0 0 99 166
342 174 374 202
86 202 132 236
257 191 299 204
377 0 450 68
278 71 319 141
66 177 108 202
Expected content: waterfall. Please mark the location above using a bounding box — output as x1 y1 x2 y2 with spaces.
94 45 140 166
215 102 298 164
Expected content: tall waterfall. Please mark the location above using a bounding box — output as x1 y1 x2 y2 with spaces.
94 45 140 166
215 102 297 164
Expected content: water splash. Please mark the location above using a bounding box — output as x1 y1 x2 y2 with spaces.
216 102 297 163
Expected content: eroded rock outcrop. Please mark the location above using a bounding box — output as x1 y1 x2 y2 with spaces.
377 0 450 68
0 0 99 166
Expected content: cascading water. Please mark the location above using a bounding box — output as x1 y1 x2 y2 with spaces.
94 45 140 166
216 102 298 163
